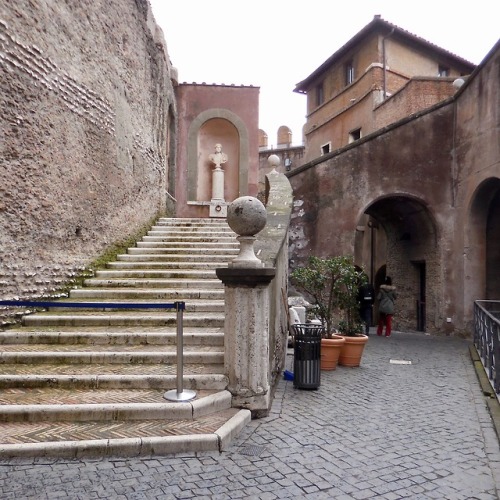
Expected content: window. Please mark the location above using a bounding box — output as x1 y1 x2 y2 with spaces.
321 142 331 155
345 60 355 85
438 65 450 77
349 128 361 143
315 83 324 106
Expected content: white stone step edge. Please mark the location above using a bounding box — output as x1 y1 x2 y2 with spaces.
0 389 232 422
0 409 252 458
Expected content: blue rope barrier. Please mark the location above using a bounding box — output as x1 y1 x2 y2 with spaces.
0 300 185 310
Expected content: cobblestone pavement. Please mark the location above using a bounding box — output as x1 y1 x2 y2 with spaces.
1 331 499 499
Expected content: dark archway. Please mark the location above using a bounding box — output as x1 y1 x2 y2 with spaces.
355 195 439 332
466 178 500 305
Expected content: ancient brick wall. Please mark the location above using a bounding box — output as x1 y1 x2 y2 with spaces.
0 0 176 308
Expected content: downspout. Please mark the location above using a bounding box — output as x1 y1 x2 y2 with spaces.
382 28 395 100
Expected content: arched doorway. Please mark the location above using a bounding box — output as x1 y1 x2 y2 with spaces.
355 195 439 332
466 178 500 306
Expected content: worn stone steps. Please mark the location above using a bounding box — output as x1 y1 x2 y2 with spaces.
83 279 222 289
0 327 224 345
0 349 223 364
69 287 224 299
89 270 221 280
0 217 251 457
127 248 238 260
0 389 251 458
22 311 225 327
106 261 230 269
49 299 225 313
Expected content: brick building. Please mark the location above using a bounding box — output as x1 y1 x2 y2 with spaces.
287 30 500 336
294 15 475 163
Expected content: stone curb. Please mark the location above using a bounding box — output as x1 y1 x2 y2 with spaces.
0 407 250 459
469 344 500 442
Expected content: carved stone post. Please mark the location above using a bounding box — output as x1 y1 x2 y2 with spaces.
216 196 276 417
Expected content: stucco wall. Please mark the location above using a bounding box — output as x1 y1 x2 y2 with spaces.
0 0 175 304
175 83 260 218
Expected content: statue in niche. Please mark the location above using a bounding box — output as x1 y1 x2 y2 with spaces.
209 143 228 169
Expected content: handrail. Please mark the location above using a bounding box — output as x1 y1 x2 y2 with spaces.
474 300 500 396
0 299 196 402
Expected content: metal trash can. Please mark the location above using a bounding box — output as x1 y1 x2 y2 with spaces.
291 323 323 389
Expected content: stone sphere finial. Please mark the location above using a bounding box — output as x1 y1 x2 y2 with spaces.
227 196 267 236
268 154 280 174
227 196 267 268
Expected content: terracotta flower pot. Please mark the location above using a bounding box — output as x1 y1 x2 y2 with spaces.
338 334 369 367
320 335 346 370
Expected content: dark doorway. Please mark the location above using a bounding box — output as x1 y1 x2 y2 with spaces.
413 261 426 331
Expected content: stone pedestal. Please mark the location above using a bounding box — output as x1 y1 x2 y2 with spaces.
216 195 275 416
216 268 276 416
209 201 227 217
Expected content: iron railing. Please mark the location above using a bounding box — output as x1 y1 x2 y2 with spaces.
0 299 195 401
474 300 500 394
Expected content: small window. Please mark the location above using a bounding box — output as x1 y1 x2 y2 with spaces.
438 65 450 77
349 128 361 143
316 83 324 106
345 60 355 85
321 142 331 155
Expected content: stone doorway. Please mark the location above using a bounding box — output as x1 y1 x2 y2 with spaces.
356 195 438 332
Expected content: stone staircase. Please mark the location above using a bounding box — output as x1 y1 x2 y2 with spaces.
0 218 251 458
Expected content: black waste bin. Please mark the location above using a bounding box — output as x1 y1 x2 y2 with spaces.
291 323 323 389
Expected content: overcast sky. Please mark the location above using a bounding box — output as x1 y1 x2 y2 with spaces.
148 0 499 148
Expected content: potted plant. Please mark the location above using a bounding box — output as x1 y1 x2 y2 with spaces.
290 255 367 370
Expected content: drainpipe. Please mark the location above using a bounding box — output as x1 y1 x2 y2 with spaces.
383 28 395 100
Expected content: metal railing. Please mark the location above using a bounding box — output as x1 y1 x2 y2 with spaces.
474 300 500 394
0 299 195 402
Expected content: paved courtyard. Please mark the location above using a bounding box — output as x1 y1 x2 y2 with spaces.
0 331 499 499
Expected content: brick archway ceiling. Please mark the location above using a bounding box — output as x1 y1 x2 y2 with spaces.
365 196 436 242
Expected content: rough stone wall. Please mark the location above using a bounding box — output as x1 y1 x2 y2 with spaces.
0 0 176 306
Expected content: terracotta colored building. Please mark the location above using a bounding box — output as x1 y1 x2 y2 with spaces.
174 83 260 218
287 34 500 336
294 15 476 163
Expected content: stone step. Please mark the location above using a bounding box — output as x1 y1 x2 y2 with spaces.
0 389 231 422
106 261 230 270
0 328 224 346
0 349 223 364
115 254 234 262
82 278 223 288
148 227 235 234
0 342 224 356
0 406 251 458
142 235 236 243
0 368 227 390
126 247 238 255
137 241 238 248
69 287 224 299
91 269 219 279
52 298 225 312
155 218 230 226
22 311 225 327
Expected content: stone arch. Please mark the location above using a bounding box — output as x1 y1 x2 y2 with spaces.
187 109 250 203
465 177 500 305
354 194 440 332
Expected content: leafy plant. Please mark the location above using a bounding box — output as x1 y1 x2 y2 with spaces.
290 255 367 337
